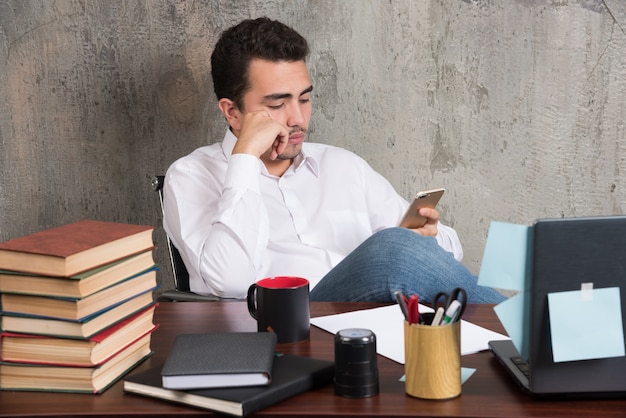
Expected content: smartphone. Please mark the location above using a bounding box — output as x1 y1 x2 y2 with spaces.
399 188 446 229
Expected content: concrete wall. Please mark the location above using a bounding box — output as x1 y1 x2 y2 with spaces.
1 0 624 293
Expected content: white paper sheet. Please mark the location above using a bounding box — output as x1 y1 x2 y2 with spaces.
311 304 509 364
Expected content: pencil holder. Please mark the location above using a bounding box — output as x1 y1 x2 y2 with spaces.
403 319 461 399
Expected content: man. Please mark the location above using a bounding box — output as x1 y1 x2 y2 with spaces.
163 17 504 303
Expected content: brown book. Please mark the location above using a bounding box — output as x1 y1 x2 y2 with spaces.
0 304 157 366
0 334 153 393
1 294 156 338
0 220 155 276
0 268 157 321
0 250 155 298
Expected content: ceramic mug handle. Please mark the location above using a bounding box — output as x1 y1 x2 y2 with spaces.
246 283 258 320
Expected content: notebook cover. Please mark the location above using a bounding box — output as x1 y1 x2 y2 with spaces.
161 332 277 389
125 354 335 417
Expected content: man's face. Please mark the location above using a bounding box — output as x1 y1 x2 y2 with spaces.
241 59 313 161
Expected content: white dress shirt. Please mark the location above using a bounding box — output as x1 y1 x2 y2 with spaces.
163 129 463 298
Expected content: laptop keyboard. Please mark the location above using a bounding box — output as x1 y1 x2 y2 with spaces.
511 356 530 377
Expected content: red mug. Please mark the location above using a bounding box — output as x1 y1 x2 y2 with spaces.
247 277 310 343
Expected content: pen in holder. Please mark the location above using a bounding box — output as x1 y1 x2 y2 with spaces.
403 316 461 400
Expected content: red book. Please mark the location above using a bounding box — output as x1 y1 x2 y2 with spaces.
0 220 155 276
0 304 158 366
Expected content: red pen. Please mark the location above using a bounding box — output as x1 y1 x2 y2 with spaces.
407 294 420 324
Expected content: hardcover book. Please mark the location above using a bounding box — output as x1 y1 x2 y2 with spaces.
0 293 156 338
0 268 157 320
0 304 157 366
0 220 154 276
161 332 277 390
124 354 335 417
0 334 153 393
0 250 155 298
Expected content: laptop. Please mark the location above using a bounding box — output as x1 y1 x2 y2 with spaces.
489 215 626 398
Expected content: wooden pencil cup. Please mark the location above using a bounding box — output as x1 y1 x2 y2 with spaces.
404 320 461 400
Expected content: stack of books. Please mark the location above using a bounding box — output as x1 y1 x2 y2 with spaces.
0 219 159 393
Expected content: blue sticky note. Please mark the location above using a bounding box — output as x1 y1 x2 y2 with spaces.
461 367 476 383
494 292 530 359
478 221 531 292
548 286 625 363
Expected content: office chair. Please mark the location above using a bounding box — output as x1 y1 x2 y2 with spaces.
151 175 220 302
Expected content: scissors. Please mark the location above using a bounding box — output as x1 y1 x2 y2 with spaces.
432 287 467 323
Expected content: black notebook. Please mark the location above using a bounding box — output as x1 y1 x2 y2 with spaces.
124 354 334 417
161 332 277 390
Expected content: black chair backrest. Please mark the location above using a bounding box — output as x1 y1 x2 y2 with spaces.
151 176 191 293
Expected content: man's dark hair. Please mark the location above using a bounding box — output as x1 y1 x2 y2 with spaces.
211 17 310 110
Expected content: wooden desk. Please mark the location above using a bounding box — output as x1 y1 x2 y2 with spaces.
1 301 626 417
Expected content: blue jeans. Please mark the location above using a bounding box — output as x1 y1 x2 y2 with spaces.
310 227 505 303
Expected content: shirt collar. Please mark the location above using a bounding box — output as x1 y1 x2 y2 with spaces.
220 127 320 177
221 128 238 159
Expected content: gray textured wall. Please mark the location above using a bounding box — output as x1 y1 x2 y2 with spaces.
1 0 625 293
